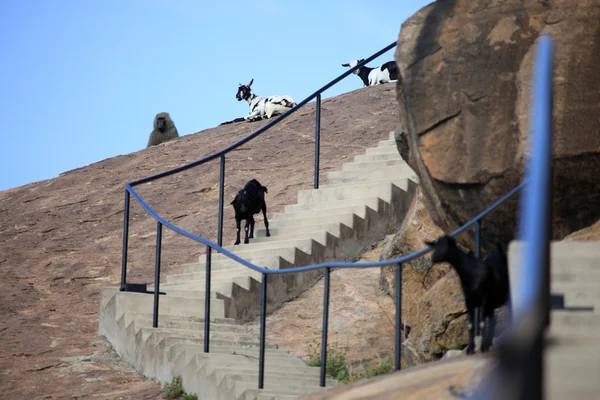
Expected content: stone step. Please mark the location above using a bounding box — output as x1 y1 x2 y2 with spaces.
284 197 380 213
183 256 286 274
267 213 357 228
166 271 260 286
365 146 401 155
208 240 314 265
254 222 345 239
110 290 226 319
353 152 403 163
325 165 413 185
377 139 396 148
219 237 317 259
271 205 372 222
241 231 332 247
341 159 405 171
297 179 407 204
124 313 257 333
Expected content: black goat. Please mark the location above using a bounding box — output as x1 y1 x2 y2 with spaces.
230 179 270 245
425 235 510 354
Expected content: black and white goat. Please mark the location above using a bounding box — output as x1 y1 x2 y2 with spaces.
425 235 510 354
236 79 296 122
230 179 271 245
342 59 398 87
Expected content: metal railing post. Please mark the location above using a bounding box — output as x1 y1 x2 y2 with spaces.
152 221 163 328
217 155 226 247
120 190 131 291
319 267 330 387
204 246 212 353
314 94 322 189
394 263 403 371
474 219 481 337
258 273 267 389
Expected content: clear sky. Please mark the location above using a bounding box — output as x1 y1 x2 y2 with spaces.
0 0 432 191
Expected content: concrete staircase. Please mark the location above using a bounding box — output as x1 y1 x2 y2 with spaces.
509 241 600 400
99 131 418 400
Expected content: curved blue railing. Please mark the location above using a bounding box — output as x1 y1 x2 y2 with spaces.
119 39 531 391
478 34 554 400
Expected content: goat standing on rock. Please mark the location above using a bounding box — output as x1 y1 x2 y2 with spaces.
342 59 398 87
425 235 510 355
236 79 296 122
231 179 271 245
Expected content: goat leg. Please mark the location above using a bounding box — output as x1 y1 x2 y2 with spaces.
244 219 250 244
466 307 476 355
262 203 270 237
481 312 496 352
234 218 241 245
249 216 255 239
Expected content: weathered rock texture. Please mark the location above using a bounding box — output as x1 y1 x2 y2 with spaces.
0 84 400 398
395 0 600 250
379 187 470 365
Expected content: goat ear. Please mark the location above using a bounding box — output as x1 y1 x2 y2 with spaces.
342 63 350 67
248 78 254 87
424 240 436 247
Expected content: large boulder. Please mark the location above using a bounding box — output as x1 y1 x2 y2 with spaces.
395 0 600 250
405 272 469 363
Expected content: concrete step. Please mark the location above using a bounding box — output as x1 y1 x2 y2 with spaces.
211 241 318 265
297 179 408 204
242 231 332 247
267 213 357 228
341 159 405 171
254 222 344 239
377 139 396 148
325 165 413 185
166 271 260 286
353 152 403 163
271 205 372 222
284 198 380 213
110 290 227 319
124 313 258 333
365 146 401 155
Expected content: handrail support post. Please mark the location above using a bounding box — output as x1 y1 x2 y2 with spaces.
395 263 403 371
152 221 163 328
120 190 131 291
314 94 321 189
319 267 331 387
204 246 212 353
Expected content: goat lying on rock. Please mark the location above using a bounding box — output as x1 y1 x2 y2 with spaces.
425 235 510 354
230 179 270 245
236 79 296 122
342 59 398 87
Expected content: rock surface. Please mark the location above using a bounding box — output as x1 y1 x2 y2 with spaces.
304 354 491 400
0 84 400 398
395 0 600 250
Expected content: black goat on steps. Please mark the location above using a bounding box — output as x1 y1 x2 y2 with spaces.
230 179 270 245
425 235 510 354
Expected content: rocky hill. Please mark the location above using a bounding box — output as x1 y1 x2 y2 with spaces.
0 83 401 398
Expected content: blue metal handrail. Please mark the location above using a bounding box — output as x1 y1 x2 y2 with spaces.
479 34 554 400
118 38 531 391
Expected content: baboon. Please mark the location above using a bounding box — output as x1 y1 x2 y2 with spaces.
146 112 179 148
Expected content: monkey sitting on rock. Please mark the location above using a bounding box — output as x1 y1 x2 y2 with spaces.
147 112 179 148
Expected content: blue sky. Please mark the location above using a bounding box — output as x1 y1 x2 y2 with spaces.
0 0 431 191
